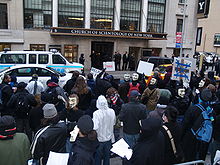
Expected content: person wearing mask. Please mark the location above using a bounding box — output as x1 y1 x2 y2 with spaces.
68 115 99 165
31 104 67 165
119 90 147 149
129 117 165 165
0 74 13 116
93 95 116 165
26 74 44 96
0 115 30 165
7 82 37 141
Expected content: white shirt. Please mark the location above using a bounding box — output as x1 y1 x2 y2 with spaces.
26 80 44 95
93 95 116 143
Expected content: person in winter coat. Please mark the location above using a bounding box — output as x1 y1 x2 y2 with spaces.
0 116 30 165
31 104 67 165
182 88 215 162
68 115 99 165
93 95 116 165
7 82 37 140
119 90 147 149
63 71 80 96
161 106 183 165
141 77 160 111
26 74 44 96
129 117 165 165
79 53 85 65
87 73 96 94
71 76 93 111
0 74 13 116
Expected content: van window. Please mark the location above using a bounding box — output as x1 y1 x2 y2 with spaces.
29 54 36 64
164 59 172 64
52 55 66 64
36 67 52 77
39 54 48 64
0 54 26 64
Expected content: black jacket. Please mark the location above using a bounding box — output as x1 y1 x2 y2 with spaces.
31 121 67 165
129 118 165 165
0 82 13 115
63 77 77 95
7 90 37 118
119 102 147 134
95 72 112 97
68 137 99 165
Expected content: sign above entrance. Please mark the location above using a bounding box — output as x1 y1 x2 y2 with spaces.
50 28 167 40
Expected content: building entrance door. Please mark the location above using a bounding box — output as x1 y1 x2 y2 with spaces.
91 41 114 63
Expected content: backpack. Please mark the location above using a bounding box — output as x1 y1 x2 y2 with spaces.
44 87 59 104
15 93 30 115
127 82 140 97
191 104 214 143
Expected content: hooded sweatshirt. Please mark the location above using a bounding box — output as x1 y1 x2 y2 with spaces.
93 95 116 142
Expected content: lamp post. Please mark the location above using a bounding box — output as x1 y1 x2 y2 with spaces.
180 0 187 57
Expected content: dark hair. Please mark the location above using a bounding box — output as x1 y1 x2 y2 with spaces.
164 106 179 123
81 130 97 141
87 73 93 80
71 71 80 79
72 76 89 95
2 74 10 83
41 115 59 127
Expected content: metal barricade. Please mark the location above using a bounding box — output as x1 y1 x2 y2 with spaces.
174 160 206 165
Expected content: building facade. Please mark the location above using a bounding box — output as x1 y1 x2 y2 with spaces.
0 0 198 69
196 0 220 54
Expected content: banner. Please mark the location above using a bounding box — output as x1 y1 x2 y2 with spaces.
103 61 115 71
171 57 194 83
137 60 154 76
176 32 182 48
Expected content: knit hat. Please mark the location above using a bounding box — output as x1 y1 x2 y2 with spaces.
200 88 212 102
32 74 38 79
77 115 94 133
0 116 16 140
42 104 57 119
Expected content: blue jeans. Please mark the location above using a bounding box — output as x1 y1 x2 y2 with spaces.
123 133 139 149
95 140 112 165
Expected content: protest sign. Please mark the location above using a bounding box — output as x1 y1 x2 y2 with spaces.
171 57 193 83
103 61 115 71
137 60 154 76
46 151 69 165
90 67 102 79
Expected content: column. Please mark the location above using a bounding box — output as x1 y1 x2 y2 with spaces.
52 0 58 27
114 0 121 30
85 0 91 29
141 0 148 32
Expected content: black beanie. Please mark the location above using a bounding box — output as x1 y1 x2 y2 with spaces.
0 116 16 140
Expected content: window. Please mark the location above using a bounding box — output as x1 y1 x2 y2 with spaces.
30 44 46 51
176 19 183 32
214 34 220 46
0 43 10 52
147 0 166 33
120 0 141 31
29 54 37 64
24 0 52 29
64 45 78 62
58 0 84 28
91 0 114 29
179 0 186 3
52 55 66 64
38 54 48 64
36 68 51 76
0 3 8 29
0 54 26 64
15 68 33 77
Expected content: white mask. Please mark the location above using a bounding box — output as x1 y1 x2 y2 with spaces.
178 88 185 98
132 73 139 81
199 79 205 88
124 74 130 82
150 78 157 85
69 97 78 108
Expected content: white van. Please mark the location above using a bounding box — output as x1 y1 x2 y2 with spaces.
0 50 84 73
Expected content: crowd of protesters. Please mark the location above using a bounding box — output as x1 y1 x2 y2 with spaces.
0 65 220 165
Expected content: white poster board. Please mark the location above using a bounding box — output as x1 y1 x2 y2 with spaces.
171 57 193 83
137 60 154 76
103 61 115 71
46 151 69 165
90 67 102 79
